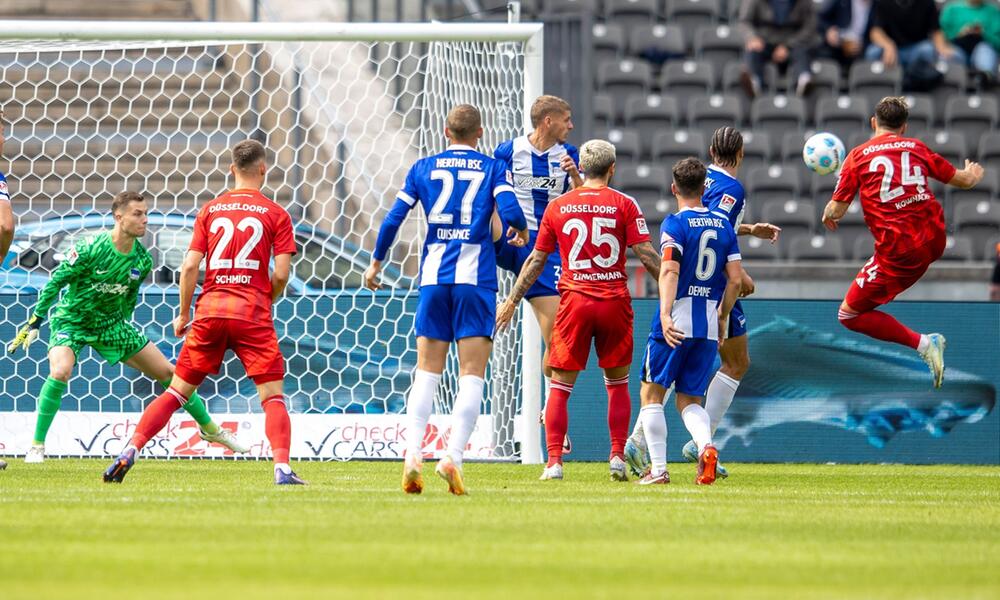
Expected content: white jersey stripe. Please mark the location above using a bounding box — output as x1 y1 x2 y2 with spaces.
397 190 417 206
420 243 446 286
454 243 480 286
705 299 719 341
672 296 694 340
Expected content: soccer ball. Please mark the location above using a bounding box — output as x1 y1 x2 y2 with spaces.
802 132 846 176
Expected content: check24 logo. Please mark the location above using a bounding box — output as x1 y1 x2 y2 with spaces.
173 420 240 456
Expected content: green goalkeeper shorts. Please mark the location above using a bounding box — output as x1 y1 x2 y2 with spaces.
48 318 150 364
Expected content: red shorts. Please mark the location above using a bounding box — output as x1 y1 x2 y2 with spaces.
845 234 945 312
548 291 634 371
174 317 284 386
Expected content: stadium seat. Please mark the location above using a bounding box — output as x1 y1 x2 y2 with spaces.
852 235 875 261
544 0 600 14
938 235 975 262
933 62 968 122
848 60 903 107
688 93 744 131
902 93 936 133
740 130 773 172
846 130 872 152
748 164 803 202
944 95 999 156
954 200 1000 257
593 93 616 128
787 234 845 261
623 93 680 156
779 129 814 164
948 169 999 208
739 235 781 260
761 198 815 238
751 94 807 135
927 130 968 165
803 59 842 96
978 131 1000 175
597 59 653 107
615 163 670 207
592 23 627 66
634 195 676 225
832 201 869 253
659 60 715 123
815 95 869 144
692 24 744 77
667 0 723 29
811 171 839 200
722 61 779 101
651 129 707 164
629 24 686 64
606 0 659 28
595 127 642 161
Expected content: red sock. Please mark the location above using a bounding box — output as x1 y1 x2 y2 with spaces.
544 380 572 467
263 396 291 464
839 308 920 349
131 389 183 449
605 375 631 459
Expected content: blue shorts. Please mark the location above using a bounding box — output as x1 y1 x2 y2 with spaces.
495 233 561 299
415 284 496 342
641 336 718 397
728 300 747 338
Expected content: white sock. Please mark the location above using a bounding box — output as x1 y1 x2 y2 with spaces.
917 334 930 354
275 462 291 474
681 404 713 453
446 375 485 466
631 415 644 438
705 372 740 435
640 403 667 476
406 369 441 457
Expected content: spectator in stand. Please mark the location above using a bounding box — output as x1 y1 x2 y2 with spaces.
865 0 957 90
739 0 819 98
991 242 1000 301
817 0 873 68
940 0 1000 87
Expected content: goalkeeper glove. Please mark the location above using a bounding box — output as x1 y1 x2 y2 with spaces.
8 314 43 354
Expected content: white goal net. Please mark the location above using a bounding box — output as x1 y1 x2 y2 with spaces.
0 21 544 462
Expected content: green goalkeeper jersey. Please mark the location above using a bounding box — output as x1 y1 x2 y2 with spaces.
34 231 153 329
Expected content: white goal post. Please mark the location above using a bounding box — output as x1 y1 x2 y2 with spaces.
0 19 545 464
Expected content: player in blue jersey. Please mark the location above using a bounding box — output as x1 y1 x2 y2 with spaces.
365 105 528 496
635 158 743 486
625 127 781 479
492 95 581 451
0 111 10 472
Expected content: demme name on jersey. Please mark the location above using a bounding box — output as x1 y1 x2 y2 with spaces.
688 285 712 297
435 157 483 169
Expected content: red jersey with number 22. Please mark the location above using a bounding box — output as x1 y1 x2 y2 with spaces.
535 186 650 300
189 189 297 324
832 133 956 257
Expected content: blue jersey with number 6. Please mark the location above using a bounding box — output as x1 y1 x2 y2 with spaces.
373 144 526 290
650 206 740 341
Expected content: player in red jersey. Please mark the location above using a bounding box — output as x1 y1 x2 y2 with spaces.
822 96 985 388
497 139 662 481
103 140 304 484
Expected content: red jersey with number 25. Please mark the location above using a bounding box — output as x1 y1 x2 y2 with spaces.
189 189 297 324
535 186 650 300
832 133 956 257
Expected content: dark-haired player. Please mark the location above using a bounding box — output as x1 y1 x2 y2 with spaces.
823 96 984 387
626 127 781 479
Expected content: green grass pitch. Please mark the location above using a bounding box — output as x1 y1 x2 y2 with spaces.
2 459 998 599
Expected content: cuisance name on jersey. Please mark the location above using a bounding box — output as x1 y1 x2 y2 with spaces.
434 157 484 169
209 202 270 214
559 204 618 215
862 140 917 155
514 173 559 190
572 271 625 281
686 216 728 228
215 274 253 284
436 228 471 241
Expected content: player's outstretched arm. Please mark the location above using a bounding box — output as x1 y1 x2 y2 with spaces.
9 239 87 353
948 159 986 189
271 253 292 301
631 240 661 280
738 222 781 243
367 193 417 291
821 200 850 231
175 249 203 336
496 249 549 331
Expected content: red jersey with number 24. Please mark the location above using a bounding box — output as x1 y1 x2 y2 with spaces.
832 132 956 257
535 186 650 300
189 189 297 324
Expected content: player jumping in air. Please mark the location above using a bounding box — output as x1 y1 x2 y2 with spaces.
493 95 580 453
366 104 528 496
103 141 300 484
637 158 742 486
822 96 985 388
625 127 782 479
0 110 11 472
496 139 662 482
8 192 245 464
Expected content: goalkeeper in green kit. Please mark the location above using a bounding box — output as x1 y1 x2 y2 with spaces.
8 191 247 462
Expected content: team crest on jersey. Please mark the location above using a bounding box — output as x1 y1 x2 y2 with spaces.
129 268 141 280
66 247 79 265
719 194 737 212
0 180 8 197
636 218 649 235
505 169 513 185
55 332 69 340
